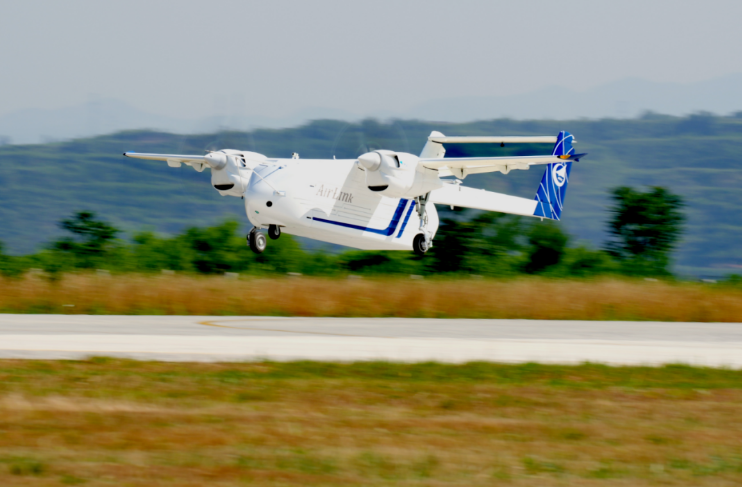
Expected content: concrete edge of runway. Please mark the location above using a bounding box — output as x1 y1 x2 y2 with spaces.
2 335 742 367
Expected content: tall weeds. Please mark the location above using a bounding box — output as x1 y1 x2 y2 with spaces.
0 274 740 321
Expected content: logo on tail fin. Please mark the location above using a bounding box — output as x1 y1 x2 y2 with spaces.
552 163 567 187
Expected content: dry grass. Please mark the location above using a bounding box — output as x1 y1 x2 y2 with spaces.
1 273 741 321
0 359 741 486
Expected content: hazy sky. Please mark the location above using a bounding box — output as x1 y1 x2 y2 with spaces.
2 0 742 120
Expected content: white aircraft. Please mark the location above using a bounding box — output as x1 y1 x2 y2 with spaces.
124 131 585 255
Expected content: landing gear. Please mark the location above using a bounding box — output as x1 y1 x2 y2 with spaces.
413 192 433 255
413 233 429 256
416 192 431 229
268 224 281 240
246 227 267 254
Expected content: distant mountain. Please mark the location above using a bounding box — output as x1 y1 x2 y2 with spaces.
2 75 742 144
0 99 360 145
407 74 742 121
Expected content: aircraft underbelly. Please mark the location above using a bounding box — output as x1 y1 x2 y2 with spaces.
246 160 438 251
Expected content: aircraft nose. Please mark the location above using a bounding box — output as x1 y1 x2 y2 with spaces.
357 152 381 171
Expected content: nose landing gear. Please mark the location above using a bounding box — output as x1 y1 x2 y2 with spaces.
268 224 281 240
246 227 267 254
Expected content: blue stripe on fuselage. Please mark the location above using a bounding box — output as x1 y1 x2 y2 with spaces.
395 200 416 238
314 199 408 236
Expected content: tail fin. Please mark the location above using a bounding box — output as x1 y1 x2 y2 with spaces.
551 130 575 158
533 131 574 220
419 131 446 158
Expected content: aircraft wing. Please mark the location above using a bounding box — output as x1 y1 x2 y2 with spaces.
420 153 583 178
430 182 539 217
123 152 206 162
123 152 209 171
124 152 206 164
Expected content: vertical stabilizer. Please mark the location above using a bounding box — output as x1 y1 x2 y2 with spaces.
533 131 575 220
419 131 447 159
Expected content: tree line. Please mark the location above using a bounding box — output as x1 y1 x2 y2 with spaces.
0 186 689 279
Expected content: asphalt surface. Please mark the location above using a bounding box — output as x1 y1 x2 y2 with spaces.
1 315 741 365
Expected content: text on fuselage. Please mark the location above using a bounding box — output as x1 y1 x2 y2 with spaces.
315 184 353 203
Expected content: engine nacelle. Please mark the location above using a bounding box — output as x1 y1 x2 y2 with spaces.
357 150 442 199
208 150 266 197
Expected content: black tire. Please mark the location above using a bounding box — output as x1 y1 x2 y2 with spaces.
413 234 428 256
249 231 267 254
268 224 281 240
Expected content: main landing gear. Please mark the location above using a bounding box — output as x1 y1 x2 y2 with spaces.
246 227 267 254
413 192 433 255
413 234 428 256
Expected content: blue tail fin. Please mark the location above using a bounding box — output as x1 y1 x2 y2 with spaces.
533 131 575 220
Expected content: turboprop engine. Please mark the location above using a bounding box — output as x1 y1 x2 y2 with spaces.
204 150 266 197
356 150 442 199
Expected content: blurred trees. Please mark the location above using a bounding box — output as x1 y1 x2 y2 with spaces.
52 211 121 269
523 222 569 274
605 186 685 275
430 212 524 275
130 231 192 272
130 220 303 274
0 187 688 279
0 241 14 276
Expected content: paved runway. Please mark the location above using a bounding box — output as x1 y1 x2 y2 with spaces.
1 314 741 366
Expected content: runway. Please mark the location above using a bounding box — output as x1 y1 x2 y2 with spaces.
1 314 741 366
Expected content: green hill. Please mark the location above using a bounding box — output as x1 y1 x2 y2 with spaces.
1 115 740 275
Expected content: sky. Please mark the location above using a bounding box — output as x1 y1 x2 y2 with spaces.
2 0 742 121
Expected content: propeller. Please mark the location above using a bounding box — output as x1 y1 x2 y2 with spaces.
329 120 410 160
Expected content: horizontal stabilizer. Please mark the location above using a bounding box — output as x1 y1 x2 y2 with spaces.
421 153 584 178
430 183 538 217
429 136 558 144
429 130 582 220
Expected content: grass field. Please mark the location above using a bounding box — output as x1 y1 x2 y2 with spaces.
1 273 741 321
1 359 741 486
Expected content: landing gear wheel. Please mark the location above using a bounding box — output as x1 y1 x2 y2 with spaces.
268 225 281 240
249 231 267 254
413 233 429 256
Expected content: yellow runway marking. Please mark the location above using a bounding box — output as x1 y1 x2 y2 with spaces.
197 318 390 338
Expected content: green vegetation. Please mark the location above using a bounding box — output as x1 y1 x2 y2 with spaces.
606 186 685 276
0 359 741 485
0 183 693 279
0 114 741 276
